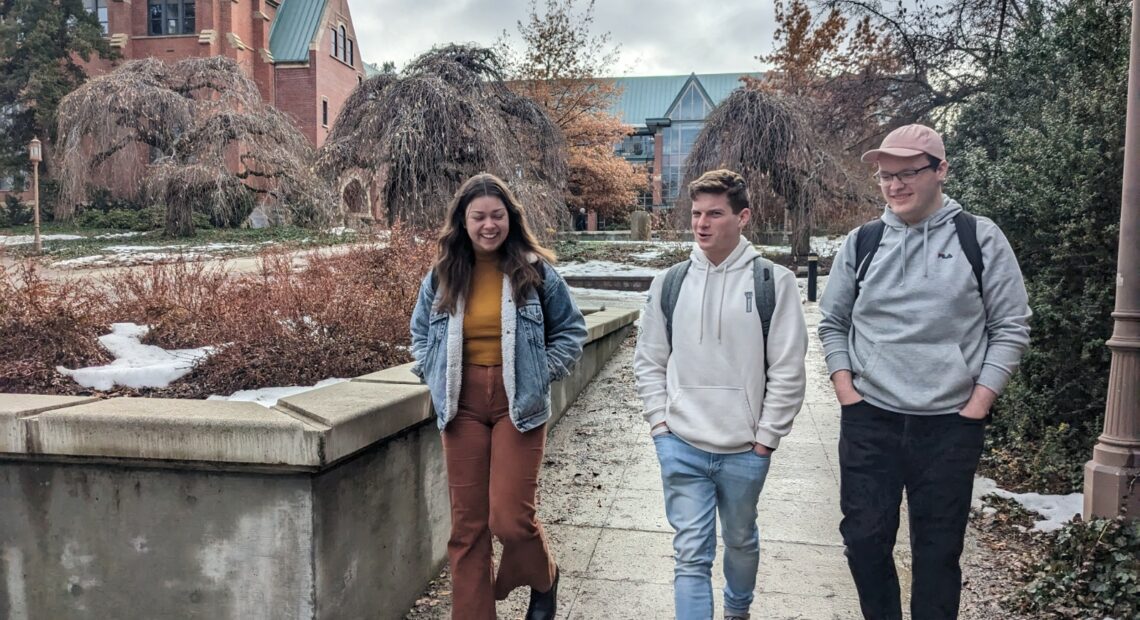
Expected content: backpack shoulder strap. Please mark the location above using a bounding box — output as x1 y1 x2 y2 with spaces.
952 211 984 295
660 260 691 350
752 256 776 344
854 220 886 297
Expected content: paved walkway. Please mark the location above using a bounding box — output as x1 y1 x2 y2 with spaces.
410 296 912 619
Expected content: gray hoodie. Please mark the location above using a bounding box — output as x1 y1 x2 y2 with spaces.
818 196 1031 415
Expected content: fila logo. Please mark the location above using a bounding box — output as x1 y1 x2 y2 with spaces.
938 252 954 259
745 291 754 313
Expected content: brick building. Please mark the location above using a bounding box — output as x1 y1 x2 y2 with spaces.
82 0 365 146
1 0 366 206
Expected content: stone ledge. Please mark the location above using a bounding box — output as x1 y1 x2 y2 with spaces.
1 394 99 453
25 398 323 466
0 308 639 470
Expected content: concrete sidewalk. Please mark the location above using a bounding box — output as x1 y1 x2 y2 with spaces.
536 302 862 620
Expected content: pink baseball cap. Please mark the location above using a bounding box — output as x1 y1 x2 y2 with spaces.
861 124 946 163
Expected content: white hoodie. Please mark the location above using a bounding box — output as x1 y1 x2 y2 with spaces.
634 236 808 453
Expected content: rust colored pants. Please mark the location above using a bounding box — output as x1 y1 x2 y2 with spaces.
442 365 556 620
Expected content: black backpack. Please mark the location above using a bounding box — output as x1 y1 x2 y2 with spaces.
854 212 984 297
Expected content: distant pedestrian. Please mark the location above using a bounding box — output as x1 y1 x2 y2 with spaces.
410 173 587 620
574 207 588 231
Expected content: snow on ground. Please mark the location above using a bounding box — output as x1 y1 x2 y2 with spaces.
0 234 86 246
555 261 666 278
973 477 1084 532
51 242 265 269
208 377 349 408
56 323 215 391
93 232 146 239
756 235 845 258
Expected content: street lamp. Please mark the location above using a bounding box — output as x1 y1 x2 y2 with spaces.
28 137 42 255
1084 0 1140 520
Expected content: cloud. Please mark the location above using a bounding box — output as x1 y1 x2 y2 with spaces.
350 0 778 75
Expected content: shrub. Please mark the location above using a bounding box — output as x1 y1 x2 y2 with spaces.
1014 515 1140 619
0 263 111 393
2 195 32 227
947 0 1129 492
104 223 436 397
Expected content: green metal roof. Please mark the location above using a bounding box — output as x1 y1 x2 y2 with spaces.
268 0 329 63
607 73 762 126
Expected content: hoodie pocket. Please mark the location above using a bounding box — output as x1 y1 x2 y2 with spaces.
667 385 756 448
861 343 974 412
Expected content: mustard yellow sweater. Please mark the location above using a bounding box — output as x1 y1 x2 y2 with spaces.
463 253 503 366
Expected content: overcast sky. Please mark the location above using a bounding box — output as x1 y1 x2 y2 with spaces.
350 0 780 76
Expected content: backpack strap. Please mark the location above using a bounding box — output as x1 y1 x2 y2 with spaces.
660 260 691 349
854 219 886 298
752 257 776 344
660 256 776 368
952 211 984 295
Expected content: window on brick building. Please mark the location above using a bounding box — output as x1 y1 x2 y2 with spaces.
148 0 196 36
322 99 329 127
331 23 354 66
83 0 109 34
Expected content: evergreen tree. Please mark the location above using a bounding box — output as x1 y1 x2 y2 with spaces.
947 0 1131 492
0 0 115 178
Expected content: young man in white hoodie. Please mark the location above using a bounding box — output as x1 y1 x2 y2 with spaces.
634 169 808 620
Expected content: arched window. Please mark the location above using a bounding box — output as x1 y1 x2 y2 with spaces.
339 25 346 61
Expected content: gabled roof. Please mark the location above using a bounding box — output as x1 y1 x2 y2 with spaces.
607 72 762 126
268 0 329 64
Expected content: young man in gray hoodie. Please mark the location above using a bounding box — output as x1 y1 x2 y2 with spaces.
635 170 808 620
818 124 1031 620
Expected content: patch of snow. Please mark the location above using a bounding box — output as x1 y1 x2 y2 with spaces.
973 477 1084 532
326 227 356 236
555 261 666 278
0 234 86 246
53 251 213 269
56 323 215 391
93 232 146 239
207 377 349 408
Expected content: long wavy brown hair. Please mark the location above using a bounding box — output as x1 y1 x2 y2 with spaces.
432 173 556 314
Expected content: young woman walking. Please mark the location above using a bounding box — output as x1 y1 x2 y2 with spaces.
410 173 586 620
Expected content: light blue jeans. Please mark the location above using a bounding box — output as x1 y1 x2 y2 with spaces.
654 432 771 620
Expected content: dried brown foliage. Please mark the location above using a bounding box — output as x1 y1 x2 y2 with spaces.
678 88 872 256
55 57 335 236
318 45 568 236
499 0 641 221
0 262 111 393
2 227 436 398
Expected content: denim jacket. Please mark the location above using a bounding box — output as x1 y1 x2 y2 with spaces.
409 260 587 432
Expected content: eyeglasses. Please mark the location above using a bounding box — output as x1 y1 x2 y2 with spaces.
873 164 936 185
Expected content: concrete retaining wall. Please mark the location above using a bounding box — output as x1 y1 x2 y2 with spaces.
0 308 637 620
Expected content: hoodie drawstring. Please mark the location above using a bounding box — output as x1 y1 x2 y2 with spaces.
922 220 931 278
697 261 709 344
717 272 727 342
898 228 908 285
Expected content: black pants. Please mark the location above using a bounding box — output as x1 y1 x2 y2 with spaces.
838 400 986 620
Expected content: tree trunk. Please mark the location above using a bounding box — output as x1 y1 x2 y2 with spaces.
165 202 195 237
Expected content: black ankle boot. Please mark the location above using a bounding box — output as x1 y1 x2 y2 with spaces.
525 566 559 620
